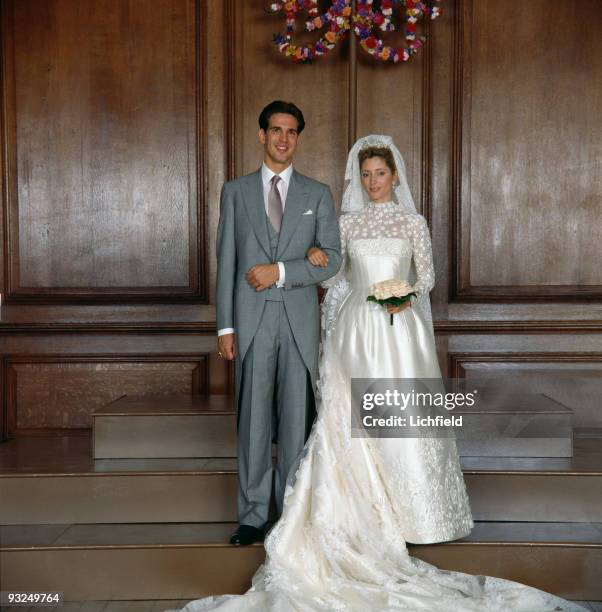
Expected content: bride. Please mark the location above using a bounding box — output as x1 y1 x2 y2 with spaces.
175 135 584 611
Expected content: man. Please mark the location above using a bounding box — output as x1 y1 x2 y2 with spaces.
216 101 341 545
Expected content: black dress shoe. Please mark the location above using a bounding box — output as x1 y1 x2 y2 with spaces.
229 524 265 546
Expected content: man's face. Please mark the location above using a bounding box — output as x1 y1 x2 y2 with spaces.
259 113 299 169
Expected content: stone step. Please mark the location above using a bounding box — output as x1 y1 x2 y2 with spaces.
1 521 600 601
93 393 573 459
1 436 601 524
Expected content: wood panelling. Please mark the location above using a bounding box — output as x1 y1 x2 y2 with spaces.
1 0 207 302
205 0 228 303
0 359 4 441
0 1 599 435
6 355 208 434
451 0 602 301
447 351 602 427
356 15 431 218
449 351 602 377
232 0 349 205
0 334 230 423
0 304 218 332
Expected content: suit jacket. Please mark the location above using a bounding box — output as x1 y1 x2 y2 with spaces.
216 168 342 397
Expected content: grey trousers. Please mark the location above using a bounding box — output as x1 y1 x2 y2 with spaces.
236 300 315 528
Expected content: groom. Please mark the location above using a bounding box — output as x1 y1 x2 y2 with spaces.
216 101 342 545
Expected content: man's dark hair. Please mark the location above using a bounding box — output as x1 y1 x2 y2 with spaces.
258 100 305 134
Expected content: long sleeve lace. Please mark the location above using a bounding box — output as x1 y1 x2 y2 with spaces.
320 216 352 336
321 215 350 289
407 214 435 299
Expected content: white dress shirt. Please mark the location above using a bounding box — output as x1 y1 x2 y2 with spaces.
218 163 292 337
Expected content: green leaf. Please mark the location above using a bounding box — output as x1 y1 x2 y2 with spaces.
366 292 417 307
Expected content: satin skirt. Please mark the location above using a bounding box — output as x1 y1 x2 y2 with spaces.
334 290 442 379
328 290 473 544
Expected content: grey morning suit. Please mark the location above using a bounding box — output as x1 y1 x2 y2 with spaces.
216 168 341 528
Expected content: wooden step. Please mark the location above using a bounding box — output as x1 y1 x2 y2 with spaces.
1 521 600 601
1 436 601 524
455 393 573 457
92 395 236 459
93 393 574 459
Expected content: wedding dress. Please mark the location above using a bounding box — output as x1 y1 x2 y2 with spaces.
174 137 584 611
176 203 583 612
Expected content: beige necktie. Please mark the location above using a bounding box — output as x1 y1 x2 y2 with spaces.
268 175 283 233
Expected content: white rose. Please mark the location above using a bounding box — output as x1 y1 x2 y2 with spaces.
369 279 414 300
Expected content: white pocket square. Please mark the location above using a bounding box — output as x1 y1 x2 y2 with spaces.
302 209 313 215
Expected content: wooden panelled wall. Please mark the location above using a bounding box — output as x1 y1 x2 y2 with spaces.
0 0 600 439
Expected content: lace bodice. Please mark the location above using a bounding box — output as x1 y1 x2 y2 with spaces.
320 202 436 339
324 201 435 299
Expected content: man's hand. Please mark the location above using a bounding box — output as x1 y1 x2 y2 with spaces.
246 264 280 291
218 333 236 360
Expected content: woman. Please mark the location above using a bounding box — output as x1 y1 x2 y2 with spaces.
176 135 584 611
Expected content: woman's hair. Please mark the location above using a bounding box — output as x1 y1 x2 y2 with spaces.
358 146 397 174
258 100 305 134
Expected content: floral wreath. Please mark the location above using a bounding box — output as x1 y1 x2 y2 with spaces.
355 0 443 62
270 0 352 63
269 0 442 63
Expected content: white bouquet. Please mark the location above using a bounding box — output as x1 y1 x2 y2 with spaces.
367 279 416 325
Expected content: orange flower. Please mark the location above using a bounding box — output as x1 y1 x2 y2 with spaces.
325 31 336 43
313 17 322 28
342 6 352 16
381 47 391 60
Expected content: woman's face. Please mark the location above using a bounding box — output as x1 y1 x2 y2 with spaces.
360 156 397 203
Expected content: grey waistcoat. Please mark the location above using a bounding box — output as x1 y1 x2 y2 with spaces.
264 213 284 302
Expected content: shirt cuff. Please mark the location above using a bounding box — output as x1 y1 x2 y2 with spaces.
217 328 235 336
276 262 285 288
